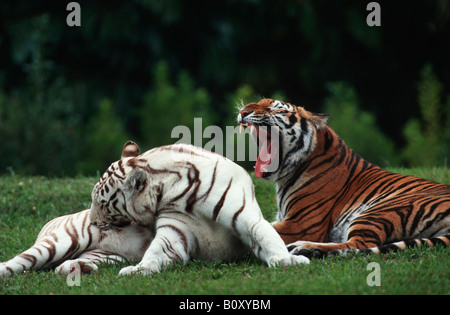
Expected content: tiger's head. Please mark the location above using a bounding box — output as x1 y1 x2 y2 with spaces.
237 98 328 180
90 141 158 230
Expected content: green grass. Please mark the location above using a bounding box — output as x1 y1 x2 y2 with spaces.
1 168 449 295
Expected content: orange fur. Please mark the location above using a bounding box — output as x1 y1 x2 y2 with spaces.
238 99 450 257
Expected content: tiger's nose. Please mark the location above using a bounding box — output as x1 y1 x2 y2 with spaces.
239 110 252 118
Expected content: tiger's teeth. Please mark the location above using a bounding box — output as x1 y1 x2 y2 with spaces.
249 125 255 134
239 123 250 133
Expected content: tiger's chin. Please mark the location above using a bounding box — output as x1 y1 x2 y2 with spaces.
239 122 282 180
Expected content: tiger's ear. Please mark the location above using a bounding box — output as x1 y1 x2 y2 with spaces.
124 169 147 197
122 141 140 159
309 112 329 130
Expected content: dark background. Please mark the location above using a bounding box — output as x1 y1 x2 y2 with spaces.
0 0 449 176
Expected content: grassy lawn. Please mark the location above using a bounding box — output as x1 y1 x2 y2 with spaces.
0 167 449 295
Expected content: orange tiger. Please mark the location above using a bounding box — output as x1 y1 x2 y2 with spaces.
237 98 450 257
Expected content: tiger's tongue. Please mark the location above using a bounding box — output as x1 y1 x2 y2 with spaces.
255 139 271 178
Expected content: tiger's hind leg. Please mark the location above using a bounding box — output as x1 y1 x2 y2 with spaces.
0 235 87 278
287 213 450 258
55 249 127 275
288 234 450 258
286 220 387 258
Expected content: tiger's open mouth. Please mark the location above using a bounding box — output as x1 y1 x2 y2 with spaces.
239 122 280 178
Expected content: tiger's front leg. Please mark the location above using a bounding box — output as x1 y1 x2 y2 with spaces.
286 241 351 258
119 221 192 276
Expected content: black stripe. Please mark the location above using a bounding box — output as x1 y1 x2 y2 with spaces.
212 178 233 221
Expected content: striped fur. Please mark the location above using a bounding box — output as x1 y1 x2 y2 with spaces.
238 98 450 258
0 209 153 278
89 141 309 276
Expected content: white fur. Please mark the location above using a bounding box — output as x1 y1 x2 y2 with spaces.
0 209 152 278
90 144 309 276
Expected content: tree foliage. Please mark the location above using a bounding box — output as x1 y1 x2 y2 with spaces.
323 81 400 167
0 1 449 175
402 64 450 167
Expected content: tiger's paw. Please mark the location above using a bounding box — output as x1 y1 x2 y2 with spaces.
118 265 144 276
0 263 13 278
267 254 310 267
55 260 98 275
119 261 161 276
287 241 326 259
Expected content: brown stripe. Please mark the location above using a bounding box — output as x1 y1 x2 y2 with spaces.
157 145 206 158
185 165 201 213
81 211 88 239
42 239 56 262
199 161 218 201
160 236 183 262
212 178 233 221
118 159 125 175
59 218 81 263
232 193 246 233
50 232 58 242
18 253 37 266
158 225 188 253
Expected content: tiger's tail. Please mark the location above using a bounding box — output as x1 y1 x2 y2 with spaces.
331 234 450 257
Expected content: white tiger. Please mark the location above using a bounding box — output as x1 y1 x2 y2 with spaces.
0 209 152 278
90 141 309 276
